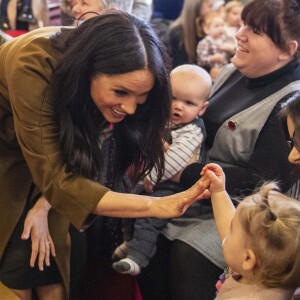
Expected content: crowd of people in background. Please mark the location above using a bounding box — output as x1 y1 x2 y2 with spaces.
0 0 244 80
1 0 300 300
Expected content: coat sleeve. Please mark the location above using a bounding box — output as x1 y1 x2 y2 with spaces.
3 29 109 230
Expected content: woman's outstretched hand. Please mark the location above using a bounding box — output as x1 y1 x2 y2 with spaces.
152 175 211 218
96 176 211 219
21 195 56 271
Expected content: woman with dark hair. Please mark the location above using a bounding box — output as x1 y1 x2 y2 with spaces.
138 0 300 299
282 92 300 165
0 11 208 300
166 0 214 67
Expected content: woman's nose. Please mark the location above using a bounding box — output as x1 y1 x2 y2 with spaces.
121 99 137 115
72 3 81 16
288 148 300 165
235 25 247 41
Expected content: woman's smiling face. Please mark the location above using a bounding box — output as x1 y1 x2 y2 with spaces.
90 69 154 123
232 24 293 78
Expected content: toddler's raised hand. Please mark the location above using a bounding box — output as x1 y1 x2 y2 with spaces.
201 163 226 194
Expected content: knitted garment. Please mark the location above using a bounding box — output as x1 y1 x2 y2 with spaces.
216 271 295 300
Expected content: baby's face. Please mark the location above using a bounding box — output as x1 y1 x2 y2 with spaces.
207 17 225 39
226 6 243 28
171 97 206 125
222 211 248 275
171 75 208 125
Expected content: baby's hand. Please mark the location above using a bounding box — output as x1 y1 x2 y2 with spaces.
211 53 226 63
22 196 56 271
163 140 170 152
201 163 226 194
143 177 154 194
219 43 235 54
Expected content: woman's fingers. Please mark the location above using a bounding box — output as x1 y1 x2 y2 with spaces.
43 239 51 269
30 238 39 268
21 213 33 240
48 236 56 258
38 240 47 271
30 237 55 271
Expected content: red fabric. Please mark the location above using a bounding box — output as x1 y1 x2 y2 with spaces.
135 284 143 300
5 30 28 37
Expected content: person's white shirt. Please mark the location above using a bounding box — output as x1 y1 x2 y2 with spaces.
132 0 153 21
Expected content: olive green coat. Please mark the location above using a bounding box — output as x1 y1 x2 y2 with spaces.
0 27 110 298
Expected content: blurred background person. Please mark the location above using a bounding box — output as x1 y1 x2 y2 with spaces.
166 0 214 68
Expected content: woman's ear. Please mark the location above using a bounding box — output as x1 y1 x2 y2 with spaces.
278 40 298 60
242 248 256 271
287 40 298 57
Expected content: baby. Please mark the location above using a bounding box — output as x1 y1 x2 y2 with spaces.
223 0 243 44
112 64 212 275
197 11 234 79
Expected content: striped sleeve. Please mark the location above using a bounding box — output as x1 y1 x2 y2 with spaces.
148 123 204 184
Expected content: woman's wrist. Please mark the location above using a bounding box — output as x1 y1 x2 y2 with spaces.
35 195 51 212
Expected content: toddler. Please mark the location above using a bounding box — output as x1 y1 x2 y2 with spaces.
200 163 300 300
223 1 243 47
197 11 234 79
112 64 212 275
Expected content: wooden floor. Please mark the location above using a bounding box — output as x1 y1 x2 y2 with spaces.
0 282 21 300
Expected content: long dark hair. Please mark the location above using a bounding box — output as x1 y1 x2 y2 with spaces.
280 91 300 186
50 11 172 190
282 91 300 148
171 0 207 63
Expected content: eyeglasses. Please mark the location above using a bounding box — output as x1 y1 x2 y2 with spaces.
286 134 300 152
76 11 100 26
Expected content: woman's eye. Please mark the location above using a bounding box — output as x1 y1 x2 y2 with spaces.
249 26 261 35
114 90 128 96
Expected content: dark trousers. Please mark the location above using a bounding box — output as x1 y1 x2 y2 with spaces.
138 235 222 300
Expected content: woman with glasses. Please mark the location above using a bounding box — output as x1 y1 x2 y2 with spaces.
283 92 300 165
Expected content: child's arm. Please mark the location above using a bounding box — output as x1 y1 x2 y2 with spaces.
143 140 172 192
143 176 154 193
22 195 56 271
147 124 204 185
218 43 235 55
197 39 226 67
163 140 170 152
201 163 236 241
